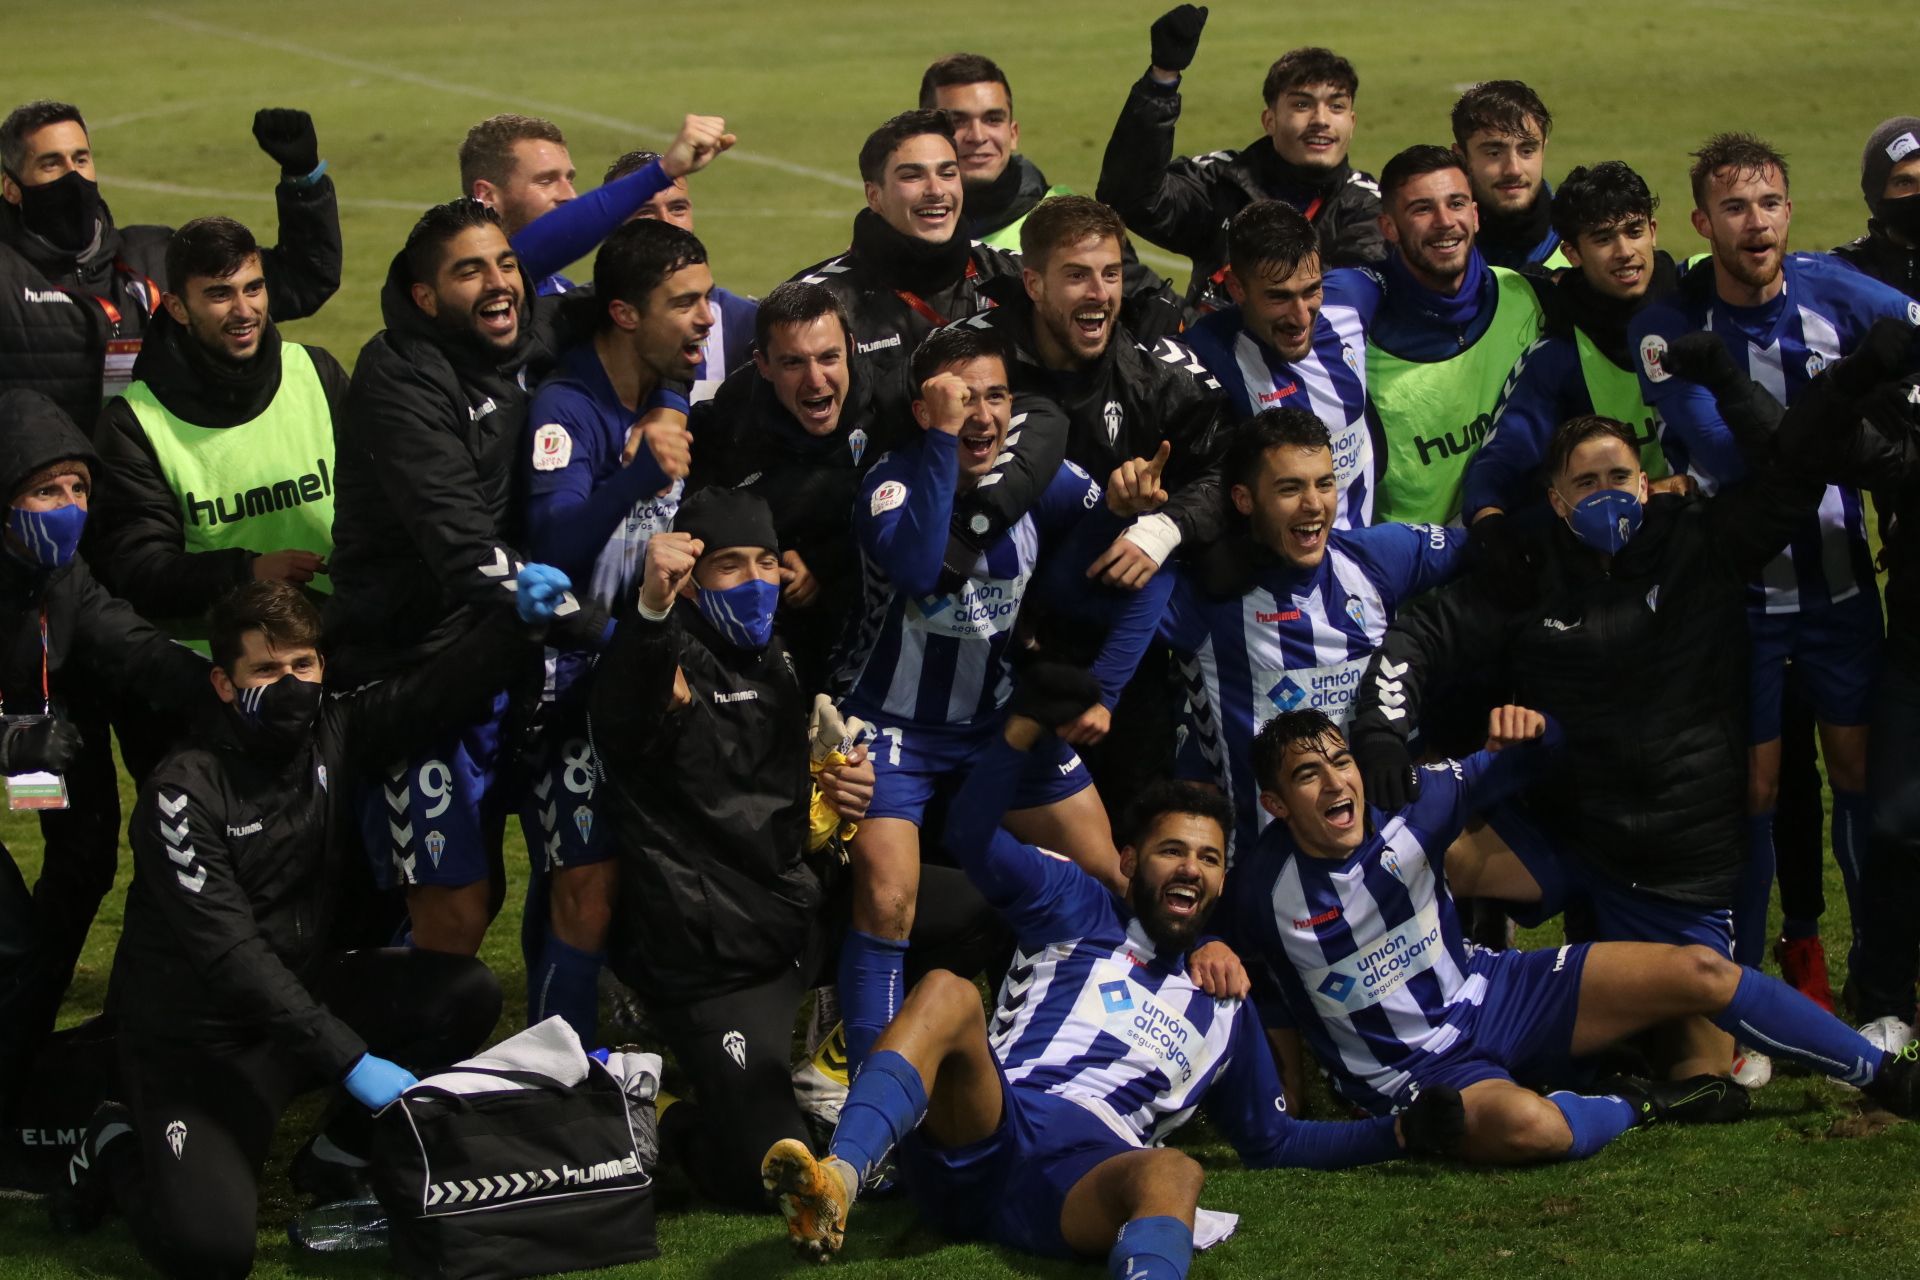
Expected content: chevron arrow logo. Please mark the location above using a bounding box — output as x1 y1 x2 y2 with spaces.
174 866 206 894
542 1168 558 1187
390 821 414 847
160 819 190 846
165 843 196 868
460 1179 478 1201
158 792 188 818
478 548 513 579
425 1183 445 1207
1379 659 1409 679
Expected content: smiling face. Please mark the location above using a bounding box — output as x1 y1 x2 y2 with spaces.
912 354 1012 482
934 80 1018 188
1382 168 1479 293
632 175 695 231
166 252 269 363
615 260 715 383
757 314 851 436
1024 232 1123 368
1120 810 1227 950
1263 82 1354 172
1562 214 1658 302
483 138 577 236
866 132 964 244
1692 163 1791 298
410 224 525 354
1260 728 1366 859
1228 250 1324 361
1233 443 1337 567
1459 123 1546 216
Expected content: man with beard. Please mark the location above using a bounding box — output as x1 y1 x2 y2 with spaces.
328 199 613 957
1096 6 1384 314
1186 200 1375 528
918 53 1069 251
1833 116 1920 299
764 665 1466 1275
1464 162 1677 525
1233 706 1920 1166
1449 82 1568 274
0 100 340 427
690 281 877 689
1629 134 1920 1079
1343 146 1546 527
50 576 572 1275
91 217 346 783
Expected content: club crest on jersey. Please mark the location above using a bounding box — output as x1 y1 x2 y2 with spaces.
164 1120 187 1159
1909 300 1920 327
573 805 593 844
1806 351 1829 378
424 830 446 868
1342 344 1361 376
1639 334 1671 383
1103 400 1124 445
722 1030 746 1069
316 765 328 792
848 427 869 466
1345 597 1366 628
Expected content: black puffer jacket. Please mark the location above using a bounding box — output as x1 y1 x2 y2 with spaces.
1833 224 1920 302
89 313 350 621
0 179 341 430
591 603 820 1006
1096 71 1385 314
1349 384 1830 905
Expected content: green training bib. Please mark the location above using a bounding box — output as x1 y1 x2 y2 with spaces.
1574 327 1670 481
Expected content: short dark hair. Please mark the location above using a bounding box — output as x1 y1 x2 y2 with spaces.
1224 407 1334 489
165 217 260 295
1227 200 1321 280
590 219 708 328
458 114 566 194
1019 195 1126 272
1449 80 1552 146
754 280 851 354
1545 414 1640 479
1 100 86 179
1251 708 1347 795
918 52 1013 112
402 198 504 286
1261 48 1358 105
1379 144 1469 205
604 149 661 184
208 580 323 675
1689 132 1789 208
1551 162 1659 247
858 109 956 185
909 321 1009 389
1120 780 1233 853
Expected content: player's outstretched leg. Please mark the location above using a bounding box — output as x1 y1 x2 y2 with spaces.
1455 1078 1643 1164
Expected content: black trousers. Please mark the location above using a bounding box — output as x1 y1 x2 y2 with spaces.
1772 671 1829 930
114 949 500 1280
1858 648 1920 1020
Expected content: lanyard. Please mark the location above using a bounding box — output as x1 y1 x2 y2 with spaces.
0 608 53 718
895 258 983 328
59 258 161 331
1205 195 1327 295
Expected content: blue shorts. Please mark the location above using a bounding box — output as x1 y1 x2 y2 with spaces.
359 692 509 890
1747 593 1882 742
1391 945 1590 1104
858 714 1092 825
1489 805 1736 957
897 1063 1132 1259
519 710 613 872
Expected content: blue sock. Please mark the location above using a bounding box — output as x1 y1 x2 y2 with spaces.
827 1049 926 1186
838 931 910 1072
1108 1216 1193 1280
1710 966 1888 1087
1735 814 1776 968
530 934 603 1048
1832 790 1871 967
1546 1092 1638 1160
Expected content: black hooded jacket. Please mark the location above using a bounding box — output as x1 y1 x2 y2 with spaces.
327 249 599 682
0 389 208 722
0 178 341 430
1833 224 1920 302
1096 71 1386 314
89 313 350 621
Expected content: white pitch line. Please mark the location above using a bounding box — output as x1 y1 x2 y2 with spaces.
147 10 864 192
89 99 218 131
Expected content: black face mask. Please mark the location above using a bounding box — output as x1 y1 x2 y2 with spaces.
14 169 101 254
230 672 322 751
1879 193 1920 243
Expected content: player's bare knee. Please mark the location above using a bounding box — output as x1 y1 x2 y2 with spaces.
1504 1098 1574 1162
1677 945 1741 1007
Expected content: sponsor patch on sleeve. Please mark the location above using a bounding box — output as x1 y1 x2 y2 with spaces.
870 479 908 515
532 424 573 471
1908 300 1920 327
1639 333 1671 383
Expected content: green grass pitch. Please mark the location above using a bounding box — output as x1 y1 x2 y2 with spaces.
3 0 1917 1275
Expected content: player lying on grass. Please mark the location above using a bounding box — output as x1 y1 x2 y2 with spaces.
1232 705 1920 1165
763 662 1467 1279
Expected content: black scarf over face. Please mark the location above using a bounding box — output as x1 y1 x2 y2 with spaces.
850 207 972 296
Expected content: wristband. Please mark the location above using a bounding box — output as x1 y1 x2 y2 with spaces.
1122 512 1182 566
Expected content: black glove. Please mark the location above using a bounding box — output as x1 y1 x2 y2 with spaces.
0 717 83 775
1149 4 1208 73
1826 317 1920 397
1662 331 1781 454
1351 729 1418 812
1658 331 1742 393
1399 1082 1466 1158
252 108 319 176
1467 513 1538 610
1006 660 1102 733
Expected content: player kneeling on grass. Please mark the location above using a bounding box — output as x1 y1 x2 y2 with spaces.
1232 706 1920 1165
764 663 1467 1277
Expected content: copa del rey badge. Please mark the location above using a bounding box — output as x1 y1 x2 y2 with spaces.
532 424 572 471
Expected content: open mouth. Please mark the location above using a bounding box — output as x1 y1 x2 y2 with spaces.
1162 880 1203 918
1300 133 1337 152
681 329 711 364
225 321 259 343
1324 797 1357 830
1610 262 1645 287
912 202 954 231
797 390 837 426
958 427 996 466
1425 234 1466 256
476 293 516 338
1290 519 1326 553
1072 307 1110 344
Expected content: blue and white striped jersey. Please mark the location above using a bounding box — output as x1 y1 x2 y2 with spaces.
1186 273 1378 529
1165 524 1467 855
1226 731 1558 1114
1630 253 1920 613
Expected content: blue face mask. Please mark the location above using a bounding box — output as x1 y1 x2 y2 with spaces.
7 503 86 570
695 577 779 649
1562 488 1643 555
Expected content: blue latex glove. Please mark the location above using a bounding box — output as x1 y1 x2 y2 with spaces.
515 563 574 624
343 1053 418 1110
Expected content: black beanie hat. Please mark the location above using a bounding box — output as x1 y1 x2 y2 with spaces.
1861 117 1920 214
673 486 780 559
